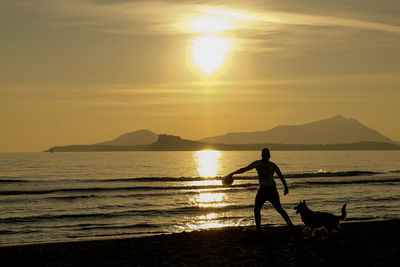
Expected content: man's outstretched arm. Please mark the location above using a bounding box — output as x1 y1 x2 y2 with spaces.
227 162 256 177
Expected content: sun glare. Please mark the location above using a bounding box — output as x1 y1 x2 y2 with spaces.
188 16 234 34
187 14 235 76
186 9 255 76
192 36 232 75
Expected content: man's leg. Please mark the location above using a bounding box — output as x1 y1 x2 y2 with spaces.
254 189 266 230
269 189 294 228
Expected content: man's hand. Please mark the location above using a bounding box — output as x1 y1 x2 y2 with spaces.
224 174 233 180
284 187 289 195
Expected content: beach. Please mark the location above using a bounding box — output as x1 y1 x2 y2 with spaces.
1 220 399 267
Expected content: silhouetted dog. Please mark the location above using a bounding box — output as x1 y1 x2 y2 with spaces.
294 200 346 238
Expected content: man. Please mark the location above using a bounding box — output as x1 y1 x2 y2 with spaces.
225 148 293 231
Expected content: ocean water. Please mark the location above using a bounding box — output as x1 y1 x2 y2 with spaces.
0 151 399 246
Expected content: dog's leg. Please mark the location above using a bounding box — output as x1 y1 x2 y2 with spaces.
303 226 311 234
321 227 331 239
330 221 340 233
310 228 317 238
302 226 312 239
333 222 340 231
304 228 315 239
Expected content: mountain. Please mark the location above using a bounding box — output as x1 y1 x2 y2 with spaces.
44 115 400 152
145 134 208 150
95 129 158 146
46 135 400 152
47 134 208 152
134 135 400 151
199 115 395 145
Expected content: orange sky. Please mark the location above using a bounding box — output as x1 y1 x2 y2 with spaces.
1 0 400 151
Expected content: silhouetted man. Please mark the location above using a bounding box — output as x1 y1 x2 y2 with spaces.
225 148 293 231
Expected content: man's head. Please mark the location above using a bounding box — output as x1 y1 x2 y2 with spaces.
261 148 270 161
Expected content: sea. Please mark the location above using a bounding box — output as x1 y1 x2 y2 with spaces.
0 151 399 246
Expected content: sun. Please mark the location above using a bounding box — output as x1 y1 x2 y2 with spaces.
192 36 232 75
188 15 233 76
184 9 257 76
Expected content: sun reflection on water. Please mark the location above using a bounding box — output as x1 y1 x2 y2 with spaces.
188 213 226 230
186 191 230 230
195 150 221 178
183 211 242 231
192 192 228 208
186 150 233 230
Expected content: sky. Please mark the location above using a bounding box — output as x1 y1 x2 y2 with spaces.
1 0 400 152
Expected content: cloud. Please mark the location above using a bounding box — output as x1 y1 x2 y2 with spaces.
3 0 397 59
268 12 400 33
7 0 400 35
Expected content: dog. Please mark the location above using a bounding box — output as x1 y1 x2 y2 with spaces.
294 200 347 238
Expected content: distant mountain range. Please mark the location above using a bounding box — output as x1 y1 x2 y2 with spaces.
46 115 400 152
94 129 158 146
199 115 395 144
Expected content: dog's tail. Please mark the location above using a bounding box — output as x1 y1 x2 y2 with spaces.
337 204 347 220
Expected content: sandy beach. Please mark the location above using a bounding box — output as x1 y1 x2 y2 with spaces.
1 220 399 267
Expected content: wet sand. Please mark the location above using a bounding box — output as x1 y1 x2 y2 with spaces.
1 220 399 266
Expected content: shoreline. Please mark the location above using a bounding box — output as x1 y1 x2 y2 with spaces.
1 219 399 266
0 218 384 248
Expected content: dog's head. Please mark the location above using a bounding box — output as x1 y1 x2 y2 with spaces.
294 200 307 214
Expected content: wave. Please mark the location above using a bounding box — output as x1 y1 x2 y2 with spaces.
91 171 380 182
362 196 400 202
0 188 255 203
284 170 380 178
66 230 166 239
46 195 99 201
0 179 30 183
43 188 255 202
2 176 399 196
0 211 151 223
0 184 257 196
78 223 159 231
77 171 383 181
345 216 379 221
0 170 385 184
0 230 40 235
290 178 400 187
0 204 254 224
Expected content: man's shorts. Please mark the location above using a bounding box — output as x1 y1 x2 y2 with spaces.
255 185 280 207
